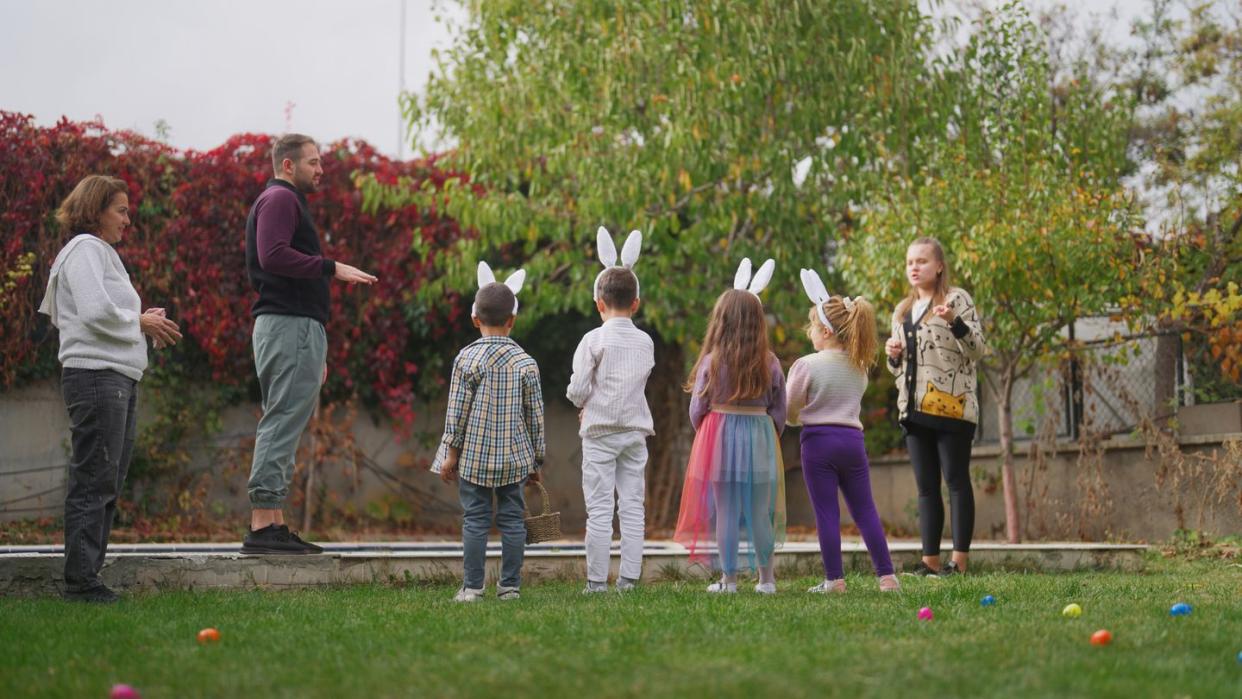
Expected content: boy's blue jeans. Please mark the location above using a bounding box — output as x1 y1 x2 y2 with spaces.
458 478 527 589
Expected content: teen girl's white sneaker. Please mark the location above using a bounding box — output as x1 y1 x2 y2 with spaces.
454 586 484 603
807 579 847 594
753 582 777 595
705 581 737 594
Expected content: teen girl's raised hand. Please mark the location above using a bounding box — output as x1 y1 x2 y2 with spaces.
932 303 957 323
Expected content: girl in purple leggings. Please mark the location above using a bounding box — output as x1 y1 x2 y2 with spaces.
787 270 898 593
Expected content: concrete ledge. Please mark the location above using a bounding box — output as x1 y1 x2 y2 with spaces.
871 431 1241 466
0 541 1147 596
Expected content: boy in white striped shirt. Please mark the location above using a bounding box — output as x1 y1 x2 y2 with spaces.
566 266 655 593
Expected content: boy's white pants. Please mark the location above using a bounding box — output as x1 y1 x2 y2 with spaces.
581 430 648 583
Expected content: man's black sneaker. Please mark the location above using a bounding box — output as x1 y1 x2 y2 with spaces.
241 524 312 555
280 525 324 554
940 561 963 576
62 583 119 604
901 561 941 577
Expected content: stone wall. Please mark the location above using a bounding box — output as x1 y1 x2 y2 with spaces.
3 381 1239 543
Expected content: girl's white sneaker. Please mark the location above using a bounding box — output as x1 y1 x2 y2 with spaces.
807 578 847 594
705 581 737 594
754 582 777 595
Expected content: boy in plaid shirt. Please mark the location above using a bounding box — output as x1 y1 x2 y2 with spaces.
432 277 545 603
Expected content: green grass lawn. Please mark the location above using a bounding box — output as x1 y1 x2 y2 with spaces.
1 557 1239 698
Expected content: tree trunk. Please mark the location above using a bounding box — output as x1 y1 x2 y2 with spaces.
645 338 693 531
997 370 1021 543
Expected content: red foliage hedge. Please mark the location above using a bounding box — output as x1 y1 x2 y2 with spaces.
0 111 467 427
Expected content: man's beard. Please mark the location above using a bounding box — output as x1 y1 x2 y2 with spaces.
295 172 320 193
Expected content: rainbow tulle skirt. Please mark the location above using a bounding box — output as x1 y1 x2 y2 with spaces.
673 407 786 573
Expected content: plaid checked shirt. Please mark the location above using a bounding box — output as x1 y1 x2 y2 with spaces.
430 335 546 487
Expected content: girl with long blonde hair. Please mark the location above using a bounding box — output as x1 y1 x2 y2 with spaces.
788 272 898 593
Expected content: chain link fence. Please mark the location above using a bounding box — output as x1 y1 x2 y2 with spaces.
976 317 1198 444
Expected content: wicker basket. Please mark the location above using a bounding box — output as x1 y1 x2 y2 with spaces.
524 480 562 544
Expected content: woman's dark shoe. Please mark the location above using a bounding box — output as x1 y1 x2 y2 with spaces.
902 561 941 577
62 583 119 604
940 561 964 576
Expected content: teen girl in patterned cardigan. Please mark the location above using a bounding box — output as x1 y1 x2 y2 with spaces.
884 237 986 576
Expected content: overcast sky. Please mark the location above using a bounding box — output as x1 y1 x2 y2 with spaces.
0 0 463 158
1 0 1149 159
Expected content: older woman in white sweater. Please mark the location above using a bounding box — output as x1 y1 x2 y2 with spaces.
38 175 182 603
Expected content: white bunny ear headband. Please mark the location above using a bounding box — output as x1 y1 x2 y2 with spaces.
593 226 642 301
733 257 776 297
472 261 526 318
799 267 859 334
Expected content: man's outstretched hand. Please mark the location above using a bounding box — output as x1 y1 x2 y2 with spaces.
334 262 377 285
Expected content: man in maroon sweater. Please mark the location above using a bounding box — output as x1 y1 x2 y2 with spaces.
241 134 376 554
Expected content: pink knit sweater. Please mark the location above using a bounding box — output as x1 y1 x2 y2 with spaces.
785 349 866 430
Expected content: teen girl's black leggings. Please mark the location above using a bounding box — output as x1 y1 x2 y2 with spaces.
906 422 975 555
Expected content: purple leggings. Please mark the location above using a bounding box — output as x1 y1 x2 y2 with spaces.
800 424 894 579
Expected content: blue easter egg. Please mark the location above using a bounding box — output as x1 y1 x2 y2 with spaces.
981 595 996 607
1170 602 1192 616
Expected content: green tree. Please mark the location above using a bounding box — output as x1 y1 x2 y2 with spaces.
838 5 1139 543
1126 0 1242 397
375 0 954 525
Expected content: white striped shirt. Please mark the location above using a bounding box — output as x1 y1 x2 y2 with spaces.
785 349 866 430
566 317 655 438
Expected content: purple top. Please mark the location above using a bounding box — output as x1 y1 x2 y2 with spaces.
254 186 333 278
245 179 333 323
688 352 786 433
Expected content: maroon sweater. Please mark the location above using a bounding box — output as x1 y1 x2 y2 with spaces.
244 179 336 323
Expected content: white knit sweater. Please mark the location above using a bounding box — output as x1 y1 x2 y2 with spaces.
38 234 148 382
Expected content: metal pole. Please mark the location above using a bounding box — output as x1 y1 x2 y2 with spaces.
1068 319 1082 439
397 0 407 160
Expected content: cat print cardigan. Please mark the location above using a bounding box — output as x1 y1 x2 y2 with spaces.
886 287 987 433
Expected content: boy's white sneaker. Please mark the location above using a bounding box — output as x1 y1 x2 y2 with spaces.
753 582 777 595
582 582 609 595
705 581 737 594
454 586 484 603
497 585 521 601
614 578 638 592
